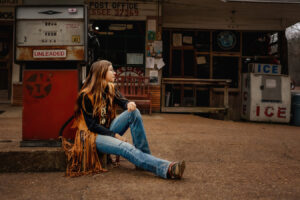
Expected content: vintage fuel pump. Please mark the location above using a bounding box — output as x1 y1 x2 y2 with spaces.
15 5 87 146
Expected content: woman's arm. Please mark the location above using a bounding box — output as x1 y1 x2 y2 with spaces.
82 111 115 137
114 89 129 110
80 94 115 137
114 88 136 111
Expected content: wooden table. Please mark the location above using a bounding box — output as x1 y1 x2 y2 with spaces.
161 78 232 119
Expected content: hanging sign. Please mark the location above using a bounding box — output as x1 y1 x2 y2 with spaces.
87 0 158 20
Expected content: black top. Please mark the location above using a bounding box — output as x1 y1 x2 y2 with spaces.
78 88 129 137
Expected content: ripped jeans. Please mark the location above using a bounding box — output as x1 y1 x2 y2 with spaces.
95 109 171 178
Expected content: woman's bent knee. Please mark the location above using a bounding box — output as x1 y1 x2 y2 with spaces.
130 108 141 118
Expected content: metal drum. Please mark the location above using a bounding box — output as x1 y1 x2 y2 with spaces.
291 92 300 126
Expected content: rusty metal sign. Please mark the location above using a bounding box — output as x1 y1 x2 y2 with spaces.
32 49 67 58
16 46 84 61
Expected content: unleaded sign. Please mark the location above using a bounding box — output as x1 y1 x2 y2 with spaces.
33 49 67 58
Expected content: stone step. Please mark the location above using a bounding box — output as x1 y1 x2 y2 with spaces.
0 90 9 104
0 150 66 172
0 146 108 172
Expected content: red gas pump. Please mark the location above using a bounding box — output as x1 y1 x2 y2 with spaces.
15 6 87 146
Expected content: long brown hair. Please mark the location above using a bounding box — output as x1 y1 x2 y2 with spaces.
74 60 116 125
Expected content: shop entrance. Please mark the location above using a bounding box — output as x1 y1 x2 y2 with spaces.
0 25 12 102
90 20 145 75
162 29 285 119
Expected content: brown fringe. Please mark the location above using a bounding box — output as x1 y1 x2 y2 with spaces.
62 93 115 177
61 129 107 177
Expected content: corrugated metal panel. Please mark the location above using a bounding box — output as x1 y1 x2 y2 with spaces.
163 0 300 30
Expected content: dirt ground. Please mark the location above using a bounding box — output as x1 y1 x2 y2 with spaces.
0 105 300 200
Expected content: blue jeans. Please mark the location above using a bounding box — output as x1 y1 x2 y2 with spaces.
95 109 171 179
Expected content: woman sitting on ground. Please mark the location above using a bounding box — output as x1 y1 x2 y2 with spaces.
62 60 185 179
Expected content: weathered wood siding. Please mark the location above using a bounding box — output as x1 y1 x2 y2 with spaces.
12 83 23 106
150 85 161 112
163 0 300 30
211 91 241 121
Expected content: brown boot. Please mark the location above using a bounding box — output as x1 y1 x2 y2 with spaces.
168 160 185 179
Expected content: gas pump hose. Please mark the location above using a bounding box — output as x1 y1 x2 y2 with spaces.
59 115 75 140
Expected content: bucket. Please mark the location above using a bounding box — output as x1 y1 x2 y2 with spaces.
291 92 300 126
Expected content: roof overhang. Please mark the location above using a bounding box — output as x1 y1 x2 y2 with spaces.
221 0 300 3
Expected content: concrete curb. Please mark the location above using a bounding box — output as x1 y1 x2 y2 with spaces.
0 150 66 172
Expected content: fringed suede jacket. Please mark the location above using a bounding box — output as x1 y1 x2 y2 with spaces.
62 87 128 177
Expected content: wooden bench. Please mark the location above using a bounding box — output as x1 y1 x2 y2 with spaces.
116 75 152 115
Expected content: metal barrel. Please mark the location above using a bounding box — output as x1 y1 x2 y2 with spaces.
291 92 300 126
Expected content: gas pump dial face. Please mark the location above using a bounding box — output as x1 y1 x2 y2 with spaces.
16 20 84 46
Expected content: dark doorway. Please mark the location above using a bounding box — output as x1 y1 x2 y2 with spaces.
0 24 13 101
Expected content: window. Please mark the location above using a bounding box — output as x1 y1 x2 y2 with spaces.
162 28 287 109
184 50 196 76
243 32 271 56
195 31 210 52
196 55 210 78
242 31 283 74
213 56 239 88
164 30 206 78
92 20 145 70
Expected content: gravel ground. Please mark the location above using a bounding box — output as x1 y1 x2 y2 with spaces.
0 105 300 200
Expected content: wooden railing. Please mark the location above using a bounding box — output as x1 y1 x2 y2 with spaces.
116 75 152 114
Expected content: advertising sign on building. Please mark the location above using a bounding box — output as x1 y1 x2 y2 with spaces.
241 73 291 123
86 0 160 20
248 63 281 75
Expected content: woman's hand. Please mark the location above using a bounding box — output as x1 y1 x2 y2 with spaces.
127 101 136 112
115 133 127 142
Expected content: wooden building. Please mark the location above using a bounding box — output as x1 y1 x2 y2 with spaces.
160 0 300 120
0 0 21 104
86 0 162 112
5 0 300 120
